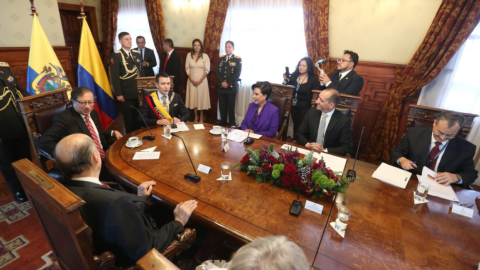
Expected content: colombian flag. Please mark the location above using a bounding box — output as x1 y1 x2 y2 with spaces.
27 14 71 95
78 17 118 129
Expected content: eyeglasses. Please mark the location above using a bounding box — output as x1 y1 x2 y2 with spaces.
337 58 351 63
433 126 457 139
74 100 95 106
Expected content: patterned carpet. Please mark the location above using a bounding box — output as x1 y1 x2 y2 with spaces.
0 195 59 270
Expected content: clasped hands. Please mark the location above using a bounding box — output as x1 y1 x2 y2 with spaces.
189 76 204 86
157 117 180 126
137 181 197 226
307 142 324 152
398 157 459 186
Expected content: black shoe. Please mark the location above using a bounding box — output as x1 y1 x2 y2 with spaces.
14 191 28 203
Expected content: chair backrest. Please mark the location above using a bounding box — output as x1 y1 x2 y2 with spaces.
311 90 360 128
265 83 294 141
137 76 175 107
17 88 69 171
406 105 478 138
12 158 98 270
136 248 180 270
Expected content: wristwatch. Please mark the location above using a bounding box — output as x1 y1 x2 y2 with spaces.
455 174 462 183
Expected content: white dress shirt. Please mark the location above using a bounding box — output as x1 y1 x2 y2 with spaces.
121 48 132 58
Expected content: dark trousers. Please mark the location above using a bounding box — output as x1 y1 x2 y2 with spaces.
120 98 140 134
0 137 31 194
291 101 310 135
218 93 236 127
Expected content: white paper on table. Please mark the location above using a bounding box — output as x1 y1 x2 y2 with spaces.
451 204 474 218
372 162 411 189
227 131 247 143
305 200 323 214
281 144 311 156
314 153 347 174
197 164 212 174
132 151 160 160
418 167 459 202
231 129 262 139
141 146 157 152
170 122 190 132
193 124 205 130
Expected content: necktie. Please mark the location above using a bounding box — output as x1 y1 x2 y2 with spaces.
101 182 111 188
140 49 143 61
85 115 105 159
316 114 327 145
338 73 342 81
427 141 442 170
162 95 168 110
164 53 170 72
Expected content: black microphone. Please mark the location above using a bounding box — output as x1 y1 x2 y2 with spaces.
347 126 366 180
289 190 302 216
130 105 155 141
171 133 201 183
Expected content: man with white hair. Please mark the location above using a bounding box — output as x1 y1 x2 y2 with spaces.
54 134 197 266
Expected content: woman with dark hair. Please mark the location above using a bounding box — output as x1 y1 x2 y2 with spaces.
186 38 210 123
285 57 318 134
240 82 279 138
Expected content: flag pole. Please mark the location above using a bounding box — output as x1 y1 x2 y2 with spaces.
77 0 86 19
29 0 38 16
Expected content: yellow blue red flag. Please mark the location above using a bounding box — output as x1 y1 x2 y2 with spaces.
78 17 118 129
27 14 71 95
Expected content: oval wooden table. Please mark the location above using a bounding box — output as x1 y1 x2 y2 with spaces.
106 123 339 265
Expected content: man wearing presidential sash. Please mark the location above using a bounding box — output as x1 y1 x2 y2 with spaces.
110 32 143 133
141 73 189 126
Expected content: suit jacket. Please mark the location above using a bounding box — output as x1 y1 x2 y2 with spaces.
65 180 184 266
240 102 279 138
390 127 478 188
0 63 30 141
215 54 242 95
141 91 190 126
38 107 113 157
110 49 143 99
320 70 364 96
134 47 157 77
295 108 353 156
162 50 181 93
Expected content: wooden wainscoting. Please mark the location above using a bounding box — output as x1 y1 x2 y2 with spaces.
0 47 76 90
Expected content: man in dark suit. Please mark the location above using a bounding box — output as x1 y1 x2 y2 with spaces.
141 73 190 126
54 133 197 266
295 89 353 156
134 36 157 77
0 62 31 202
216 41 242 127
110 31 143 133
162 39 181 93
38 87 123 181
319 50 364 96
390 112 478 188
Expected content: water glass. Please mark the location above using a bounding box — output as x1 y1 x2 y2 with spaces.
221 162 230 180
221 128 228 141
164 124 171 136
334 206 351 232
415 182 430 201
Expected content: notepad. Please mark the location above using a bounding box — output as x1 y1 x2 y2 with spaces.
231 129 262 139
372 162 411 189
170 122 190 132
280 144 347 174
418 167 459 202
132 151 160 160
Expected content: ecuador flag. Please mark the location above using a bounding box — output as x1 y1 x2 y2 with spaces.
78 17 118 129
27 14 71 95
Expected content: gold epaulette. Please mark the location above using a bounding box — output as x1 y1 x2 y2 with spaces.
0 62 9 67
132 49 138 53
234 55 241 59
114 50 121 54
220 55 226 58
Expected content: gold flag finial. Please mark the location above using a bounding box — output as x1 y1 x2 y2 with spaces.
77 0 86 19
30 0 38 16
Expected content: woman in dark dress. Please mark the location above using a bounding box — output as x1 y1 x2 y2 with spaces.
286 57 318 134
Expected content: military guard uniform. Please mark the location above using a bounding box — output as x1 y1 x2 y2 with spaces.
215 54 242 127
0 62 31 202
110 48 143 133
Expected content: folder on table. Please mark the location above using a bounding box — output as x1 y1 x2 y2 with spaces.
372 162 411 189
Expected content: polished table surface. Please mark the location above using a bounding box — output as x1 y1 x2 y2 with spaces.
106 123 337 264
106 124 480 269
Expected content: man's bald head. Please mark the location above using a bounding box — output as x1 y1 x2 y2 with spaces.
316 88 339 113
54 134 98 178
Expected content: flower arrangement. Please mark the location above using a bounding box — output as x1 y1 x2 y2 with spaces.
235 144 350 198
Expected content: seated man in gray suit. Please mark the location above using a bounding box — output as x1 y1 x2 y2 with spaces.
54 134 198 266
295 88 353 156
390 111 477 188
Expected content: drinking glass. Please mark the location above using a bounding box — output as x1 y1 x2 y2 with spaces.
164 125 171 136
221 162 230 180
334 206 351 232
415 182 430 201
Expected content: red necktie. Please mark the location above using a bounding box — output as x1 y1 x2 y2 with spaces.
163 53 170 72
101 182 111 188
85 115 106 159
427 141 442 170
